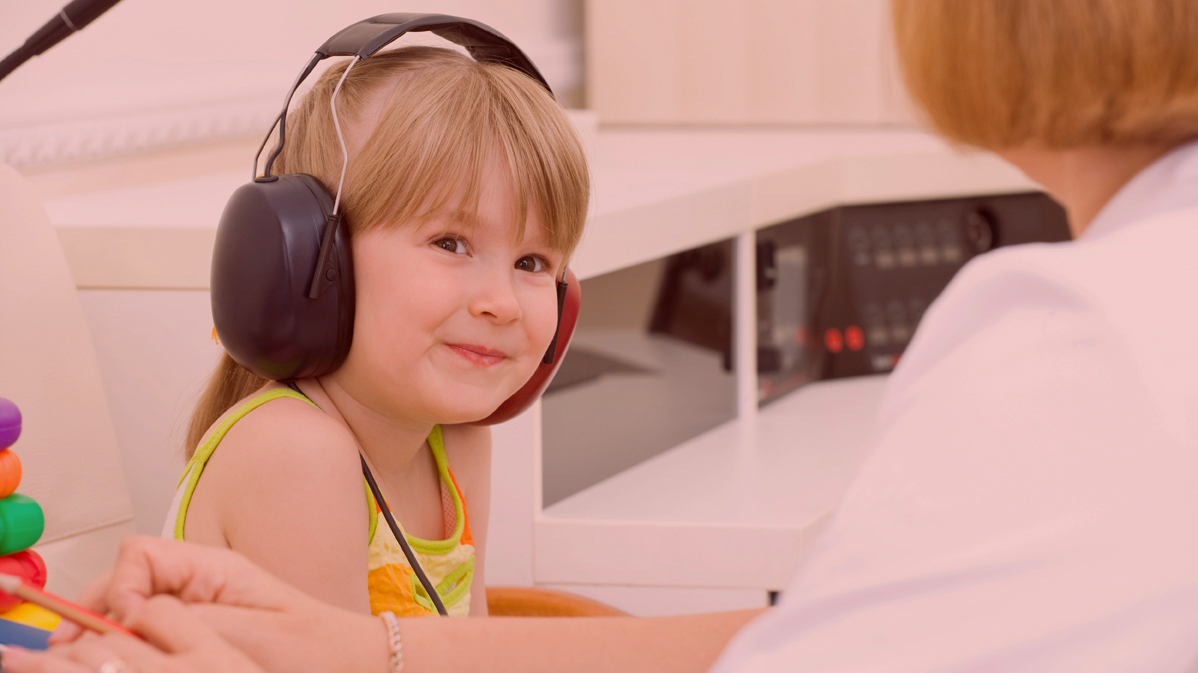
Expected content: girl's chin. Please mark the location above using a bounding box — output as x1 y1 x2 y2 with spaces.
434 408 501 425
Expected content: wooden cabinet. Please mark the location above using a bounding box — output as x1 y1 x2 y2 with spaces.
587 0 917 126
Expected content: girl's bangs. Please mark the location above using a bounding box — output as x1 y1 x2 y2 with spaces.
341 50 588 256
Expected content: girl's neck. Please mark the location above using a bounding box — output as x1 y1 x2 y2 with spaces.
292 377 435 478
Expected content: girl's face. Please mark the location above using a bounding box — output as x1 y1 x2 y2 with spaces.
334 160 564 425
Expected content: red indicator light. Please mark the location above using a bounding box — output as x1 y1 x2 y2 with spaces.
845 325 865 351
824 328 844 354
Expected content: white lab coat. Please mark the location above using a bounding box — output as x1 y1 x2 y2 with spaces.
711 141 1198 672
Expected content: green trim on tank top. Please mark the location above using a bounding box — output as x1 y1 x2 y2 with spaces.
411 555 474 612
173 388 317 541
365 424 466 555
173 390 461 556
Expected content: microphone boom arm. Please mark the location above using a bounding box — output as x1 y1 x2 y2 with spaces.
0 0 123 83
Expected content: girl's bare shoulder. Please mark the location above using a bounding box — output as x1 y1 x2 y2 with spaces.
186 388 370 611
206 390 360 483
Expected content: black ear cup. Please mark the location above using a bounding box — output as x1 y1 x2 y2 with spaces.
211 174 355 380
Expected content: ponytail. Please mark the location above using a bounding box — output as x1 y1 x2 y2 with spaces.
184 353 268 458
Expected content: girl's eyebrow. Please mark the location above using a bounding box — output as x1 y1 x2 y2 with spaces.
442 206 486 229
414 209 479 236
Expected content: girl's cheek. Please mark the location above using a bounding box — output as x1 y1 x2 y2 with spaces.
529 289 561 352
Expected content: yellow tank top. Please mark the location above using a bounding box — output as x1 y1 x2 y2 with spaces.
165 388 475 617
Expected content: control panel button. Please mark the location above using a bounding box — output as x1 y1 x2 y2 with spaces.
966 209 997 253
887 300 911 343
894 223 918 267
936 218 959 244
872 226 892 249
845 326 865 352
937 218 964 263
848 226 870 266
871 354 898 372
916 221 938 265
824 328 844 354
908 297 927 324
863 303 888 346
863 302 884 325
872 227 895 269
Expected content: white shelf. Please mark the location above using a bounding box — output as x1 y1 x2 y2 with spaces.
537 375 889 590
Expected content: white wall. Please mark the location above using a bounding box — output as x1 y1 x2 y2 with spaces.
77 290 218 536
0 0 583 170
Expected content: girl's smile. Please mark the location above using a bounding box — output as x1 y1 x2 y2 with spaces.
445 343 509 366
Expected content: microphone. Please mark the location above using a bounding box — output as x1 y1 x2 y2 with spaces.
0 0 123 83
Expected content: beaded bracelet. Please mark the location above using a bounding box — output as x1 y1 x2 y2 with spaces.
379 610 404 673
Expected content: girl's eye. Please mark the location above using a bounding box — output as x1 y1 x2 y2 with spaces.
434 237 467 254
515 255 546 273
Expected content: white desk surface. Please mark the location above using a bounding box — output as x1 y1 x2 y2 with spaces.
537 375 890 591
43 127 1033 288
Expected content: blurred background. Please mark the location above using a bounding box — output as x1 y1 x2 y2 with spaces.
0 0 914 172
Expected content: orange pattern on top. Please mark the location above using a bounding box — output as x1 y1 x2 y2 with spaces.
366 461 475 617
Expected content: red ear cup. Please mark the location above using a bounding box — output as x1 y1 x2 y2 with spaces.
472 268 581 425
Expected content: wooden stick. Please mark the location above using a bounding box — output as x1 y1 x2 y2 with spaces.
0 573 138 638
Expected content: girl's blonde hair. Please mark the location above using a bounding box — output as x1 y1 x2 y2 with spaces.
186 46 590 456
892 0 1198 149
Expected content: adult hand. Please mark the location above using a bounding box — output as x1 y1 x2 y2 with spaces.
46 536 759 673
4 594 264 673
50 537 388 673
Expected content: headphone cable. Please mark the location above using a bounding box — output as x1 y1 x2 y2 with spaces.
284 381 449 616
361 455 450 616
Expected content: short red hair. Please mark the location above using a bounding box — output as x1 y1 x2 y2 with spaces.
892 0 1198 149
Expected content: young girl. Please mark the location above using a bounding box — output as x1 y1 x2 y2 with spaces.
165 45 589 617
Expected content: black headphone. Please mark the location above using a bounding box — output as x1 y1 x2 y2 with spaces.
211 13 569 383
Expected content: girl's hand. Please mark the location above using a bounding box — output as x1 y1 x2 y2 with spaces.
50 537 389 673
5 594 264 673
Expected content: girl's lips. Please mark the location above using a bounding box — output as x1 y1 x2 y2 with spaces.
446 343 507 366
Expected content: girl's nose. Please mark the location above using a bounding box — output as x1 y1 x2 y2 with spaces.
469 268 522 324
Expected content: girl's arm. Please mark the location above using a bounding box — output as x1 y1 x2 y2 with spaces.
442 424 492 616
182 397 371 613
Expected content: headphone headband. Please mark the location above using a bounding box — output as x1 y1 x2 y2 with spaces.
316 13 551 93
257 13 553 180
